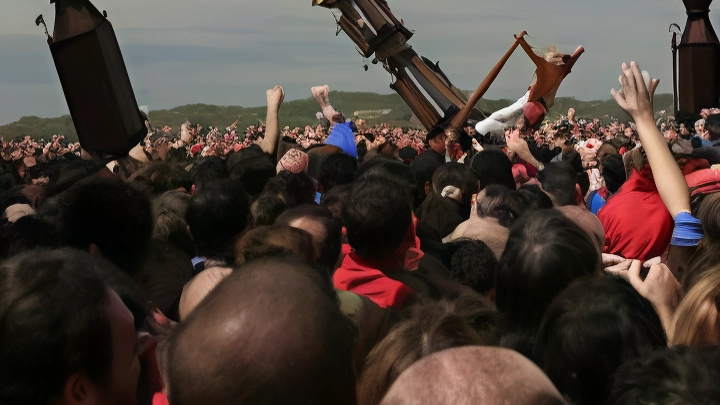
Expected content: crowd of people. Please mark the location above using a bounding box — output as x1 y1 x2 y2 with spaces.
2 63 720 405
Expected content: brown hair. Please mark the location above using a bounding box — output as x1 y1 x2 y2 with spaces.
672 267 720 346
683 193 720 290
356 294 496 405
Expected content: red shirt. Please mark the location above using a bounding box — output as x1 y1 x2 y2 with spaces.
333 252 415 311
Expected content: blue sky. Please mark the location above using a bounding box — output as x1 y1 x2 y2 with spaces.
0 0 703 124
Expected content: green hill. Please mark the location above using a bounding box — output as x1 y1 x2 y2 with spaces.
0 92 675 143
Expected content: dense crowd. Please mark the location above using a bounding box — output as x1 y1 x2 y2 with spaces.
2 62 720 405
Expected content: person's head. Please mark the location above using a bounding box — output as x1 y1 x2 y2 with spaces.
342 176 412 261
0 249 140 405
186 179 250 262
358 295 496 405
515 184 555 212
0 215 60 259
276 205 342 275
166 258 357 405
496 209 598 333
191 156 228 192
683 193 720 290
249 192 290 228
600 154 626 194
475 184 519 227
379 346 566 405
608 345 720 405
131 161 192 195
425 125 447 155
447 239 498 300
151 190 194 257
537 162 578 206
318 152 358 193
672 267 720 346
262 170 317 207
431 162 478 208
234 224 315 266
534 275 666 405
226 145 276 196
43 177 153 277
705 114 720 141
320 183 352 222
470 150 516 191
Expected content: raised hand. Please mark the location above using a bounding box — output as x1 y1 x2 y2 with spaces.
266 85 285 110
610 61 659 120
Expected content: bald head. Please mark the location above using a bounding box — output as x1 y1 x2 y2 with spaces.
380 347 566 405
167 258 358 405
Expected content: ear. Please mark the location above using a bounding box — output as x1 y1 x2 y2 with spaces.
485 288 496 304
424 181 431 196
63 372 94 405
88 243 101 256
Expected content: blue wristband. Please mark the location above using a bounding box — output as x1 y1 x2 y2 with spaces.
671 211 703 247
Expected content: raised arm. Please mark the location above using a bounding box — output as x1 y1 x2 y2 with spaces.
257 85 284 155
610 61 689 217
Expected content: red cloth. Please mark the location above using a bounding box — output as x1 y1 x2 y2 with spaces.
333 219 423 310
333 252 415 310
598 166 673 261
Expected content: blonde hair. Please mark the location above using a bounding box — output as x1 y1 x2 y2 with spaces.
672 267 720 346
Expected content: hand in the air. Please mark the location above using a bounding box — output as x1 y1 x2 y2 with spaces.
266 85 285 109
610 61 659 120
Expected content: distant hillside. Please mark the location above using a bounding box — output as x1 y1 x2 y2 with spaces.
0 92 674 143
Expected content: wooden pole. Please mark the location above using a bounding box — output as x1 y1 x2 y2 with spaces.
449 31 527 130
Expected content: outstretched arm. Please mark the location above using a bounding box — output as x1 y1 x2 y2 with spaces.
257 85 284 155
612 62 700 279
611 62 688 217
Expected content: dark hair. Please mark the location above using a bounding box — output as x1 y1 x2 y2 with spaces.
357 294 496 405
227 145 276 196
43 177 153 276
275 205 343 274
0 249 115 405
320 183 352 222
475 185 519 227
470 150 515 191
516 184 554 211
0 215 60 259
601 154 626 194
249 193 288 228
131 161 192 196
262 170 316 207
318 152 358 193
534 276 667 405
356 155 416 191
342 176 412 261
192 156 228 192
496 209 598 342
537 162 577 206
152 191 194 257
608 345 720 405
236 225 315 266
432 162 478 202
186 179 250 261
447 239 498 295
